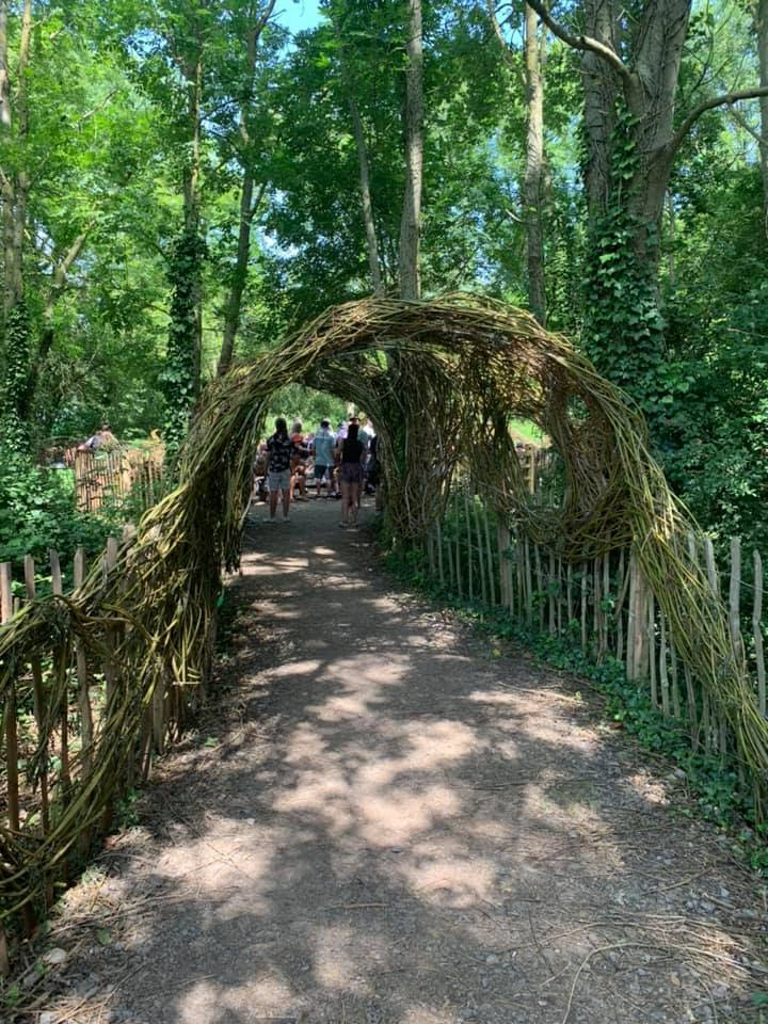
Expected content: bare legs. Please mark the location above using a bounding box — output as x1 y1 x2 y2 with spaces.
269 487 291 520
341 481 360 526
340 481 352 525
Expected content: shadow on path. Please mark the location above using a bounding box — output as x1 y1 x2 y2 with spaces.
40 498 767 1024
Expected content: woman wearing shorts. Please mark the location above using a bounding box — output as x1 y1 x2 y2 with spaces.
339 423 365 528
266 417 300 523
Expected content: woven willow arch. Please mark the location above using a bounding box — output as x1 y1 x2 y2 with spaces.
1 295 766 908
158 295 764 790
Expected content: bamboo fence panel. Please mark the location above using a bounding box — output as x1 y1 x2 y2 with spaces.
414 447 768 818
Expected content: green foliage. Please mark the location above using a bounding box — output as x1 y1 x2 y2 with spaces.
582 109 665 406
161 228 207 461
1 303 32 450
0 452 113 567
263 384 347 436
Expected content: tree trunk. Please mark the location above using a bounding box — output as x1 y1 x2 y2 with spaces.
217 1 275 377
18 224 94 421
580 0 691 254
163 42 205 457
758 0 768 226
349 96 384 296
184 51 203 391
523 3 546 325
217 171 260 376
1 0 31 317
398 0 423 301
580 0 619 216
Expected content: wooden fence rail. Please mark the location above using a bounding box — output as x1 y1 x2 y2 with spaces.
40 440 164 514
420 449 767 790
0 536 186 973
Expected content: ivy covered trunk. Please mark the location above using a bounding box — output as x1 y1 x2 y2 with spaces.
579 0 691 409
398 0 423 301
523 2 546 326
162 228 206 458
582 109 667 403
162 48 205 462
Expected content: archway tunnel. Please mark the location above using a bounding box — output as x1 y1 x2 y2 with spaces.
1 293 766 931
166 295 766 792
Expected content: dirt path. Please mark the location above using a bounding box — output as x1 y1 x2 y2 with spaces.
34 498 767 1024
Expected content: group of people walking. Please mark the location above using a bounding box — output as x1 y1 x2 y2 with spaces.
258 415 379 529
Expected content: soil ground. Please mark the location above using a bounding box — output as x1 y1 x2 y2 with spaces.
24 497 768 1024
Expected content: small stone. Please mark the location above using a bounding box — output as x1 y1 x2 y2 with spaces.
42 947 68 966
480 976 490 989
390 846 405 854
485 954 499 965
39 1013 58 1024
700 901 715 913
245 818 256 825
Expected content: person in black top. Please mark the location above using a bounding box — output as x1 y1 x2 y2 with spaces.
338 423 365 529
266 417 301 523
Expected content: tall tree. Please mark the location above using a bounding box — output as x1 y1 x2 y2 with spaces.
523 3 546 325
0 0 31 439
527 0 768 394
399 0 424 299
488 0 547 324
349 94 385 295
161 2 207 454
758 0 768 224
216 0 277 376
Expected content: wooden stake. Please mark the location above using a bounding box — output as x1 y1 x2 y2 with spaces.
24 557 50 835
471 495 488 604
436 520 445 588
754 549 765 718
566 562 573 624
649 590 658 709
615 548 628 661
580 562 587 652
669 639 682 718
482 505 495 605
729 536 744 659
593 556 602 655
659 607 670 716
73 548 94 777
548 551 556 635
464 492 474 602
454 492 462 598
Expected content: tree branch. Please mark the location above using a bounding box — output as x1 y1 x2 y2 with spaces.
487 0 514 61
523 0 630 81
486 2 526 92
663 86 768 163
727 105 768 149
45 220 96 315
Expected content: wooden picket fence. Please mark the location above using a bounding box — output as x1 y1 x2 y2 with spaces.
40 439 164 514
423 445 767 770
0 537 187 974
73 448 163 513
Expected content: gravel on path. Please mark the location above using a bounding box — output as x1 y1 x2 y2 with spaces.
29 497 768 1024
